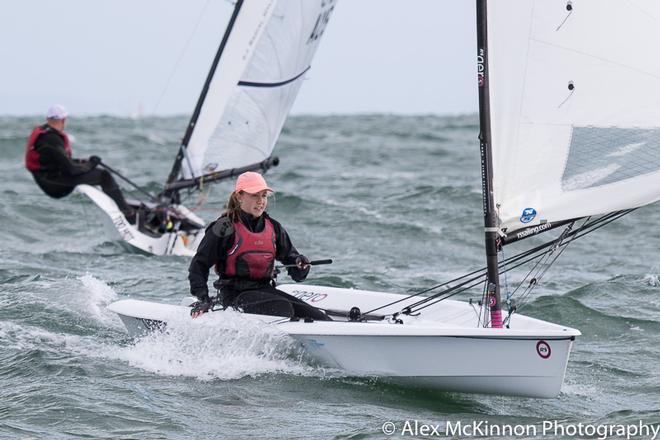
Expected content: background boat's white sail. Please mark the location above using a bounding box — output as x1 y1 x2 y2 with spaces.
487 0 660 233
177 0 336 181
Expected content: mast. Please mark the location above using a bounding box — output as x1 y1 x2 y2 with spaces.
163 0 245 202
476 0 503 328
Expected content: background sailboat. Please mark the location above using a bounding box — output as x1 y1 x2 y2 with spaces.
79 0 337 256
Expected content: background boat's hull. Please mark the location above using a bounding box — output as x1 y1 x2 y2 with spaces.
76 184 204 256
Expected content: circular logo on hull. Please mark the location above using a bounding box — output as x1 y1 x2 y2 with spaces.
536 340 551 359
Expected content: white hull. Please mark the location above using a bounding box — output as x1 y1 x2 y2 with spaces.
77 184 205 256
108 284 580 398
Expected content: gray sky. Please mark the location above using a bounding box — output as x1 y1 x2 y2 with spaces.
1 1 477 117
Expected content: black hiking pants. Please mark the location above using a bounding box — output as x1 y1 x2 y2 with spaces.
33 169 131 212
220 285 332 321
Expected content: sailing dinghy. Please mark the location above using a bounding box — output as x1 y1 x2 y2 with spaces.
109 0 660 397
80 0 336 256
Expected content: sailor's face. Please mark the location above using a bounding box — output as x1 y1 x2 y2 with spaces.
239 190 269 217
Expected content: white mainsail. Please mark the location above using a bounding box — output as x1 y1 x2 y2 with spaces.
487 0 660 233
178 0 336 181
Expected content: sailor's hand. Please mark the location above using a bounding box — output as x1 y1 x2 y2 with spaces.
295 255 311 270
290 255 311 282
190 295 212 318
89 155 102 166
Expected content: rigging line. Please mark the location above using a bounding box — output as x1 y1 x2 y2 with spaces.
407 247 557 315
368 210 633 316
506 222 581 319
529 222 578 282
508 249 549 301
405 243 573 316
506 221 576 300
513 248 571 316
390 238 559 315
514 235 576 316
400 231 581 313
407 275 489 316
396 257 552 316
405 213 630 315
501 213 626 282
407 215 631 317
567 210 634 243
502 244 512 300
98 163 157 203
480 275 489 327
498 202 512 301
362 267 489 315
392 214 605 312
414 211 632 316
152 0 213 114
366 227 576 316
408 245 572 316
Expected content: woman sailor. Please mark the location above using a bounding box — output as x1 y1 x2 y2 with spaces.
188 171 331 321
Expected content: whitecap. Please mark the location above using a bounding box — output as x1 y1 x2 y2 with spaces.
102 310 328 381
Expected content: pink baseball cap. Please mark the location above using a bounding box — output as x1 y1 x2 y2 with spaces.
235 172 273 194
46 104 68 120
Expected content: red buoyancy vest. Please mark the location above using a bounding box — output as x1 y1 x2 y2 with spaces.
224 218 277 280
25 125 72 171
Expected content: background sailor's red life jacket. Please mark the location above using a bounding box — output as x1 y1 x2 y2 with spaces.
223 218 277 280
25 125 72 171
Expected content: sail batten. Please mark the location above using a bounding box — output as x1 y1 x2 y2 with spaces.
238 66 310 87
488 0 660 233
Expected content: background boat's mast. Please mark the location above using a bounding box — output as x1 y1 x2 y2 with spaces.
476 0 503 328
163 0 245 202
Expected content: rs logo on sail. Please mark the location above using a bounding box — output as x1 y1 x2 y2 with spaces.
520 208 537 224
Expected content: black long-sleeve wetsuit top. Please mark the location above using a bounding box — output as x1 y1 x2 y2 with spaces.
32 128 92 178
188 211 307 300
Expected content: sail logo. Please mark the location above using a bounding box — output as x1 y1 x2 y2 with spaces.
519 208 537 224
516 222 553 240
308 1 336 43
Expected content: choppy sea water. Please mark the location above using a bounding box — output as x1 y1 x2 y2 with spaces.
0 114 658 439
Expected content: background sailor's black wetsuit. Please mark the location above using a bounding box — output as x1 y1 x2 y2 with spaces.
188 211 331 320
29 127 131 213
